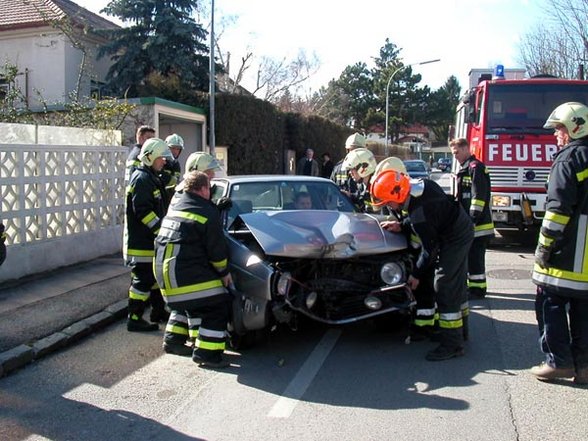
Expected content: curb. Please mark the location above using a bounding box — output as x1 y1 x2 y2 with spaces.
0 299 128 379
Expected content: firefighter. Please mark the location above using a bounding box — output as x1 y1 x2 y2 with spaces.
124 138 172 332
125 125 155 183
161 151 224 357
340 147 377 212
161 133 184 202
530 102 588 384
372 170 473 361
450 137 495 299
154 170 233 369
331 133 366 195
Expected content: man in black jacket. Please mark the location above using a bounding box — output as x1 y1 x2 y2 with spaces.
531 102 588 384
154 171 233 368
450 138 495 299
125 125 155 183
372 170 473 361
124 138 172 332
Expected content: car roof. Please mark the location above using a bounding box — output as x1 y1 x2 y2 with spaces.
212 175 334 184
403 159 426 163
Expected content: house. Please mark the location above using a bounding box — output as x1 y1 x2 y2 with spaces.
0 0 120 107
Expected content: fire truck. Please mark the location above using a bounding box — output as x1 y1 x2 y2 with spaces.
453 65 588 230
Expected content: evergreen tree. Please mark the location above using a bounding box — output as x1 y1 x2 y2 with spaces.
97 0 209 97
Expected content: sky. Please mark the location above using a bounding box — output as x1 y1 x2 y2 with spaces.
75 0 547 94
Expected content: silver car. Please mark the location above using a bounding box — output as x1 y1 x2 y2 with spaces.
211 175 414 345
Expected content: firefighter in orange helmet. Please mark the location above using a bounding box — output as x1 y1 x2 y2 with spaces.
371 170 473 361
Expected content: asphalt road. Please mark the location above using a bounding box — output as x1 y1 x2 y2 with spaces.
1 240 586 441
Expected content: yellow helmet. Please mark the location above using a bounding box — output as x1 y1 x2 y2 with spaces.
345 133 367 150
165 133 184 149
138 138 172 166
544 102 588 139
184 151 222 172
341 147 377 178
373 156 407 178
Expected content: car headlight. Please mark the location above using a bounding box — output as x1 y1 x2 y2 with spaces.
380 262 403 285
277 272 292 296
492 195 511 207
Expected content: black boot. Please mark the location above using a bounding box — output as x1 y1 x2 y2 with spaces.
163 341 193 356
462 315 469 341
468 288 486 299
127 299 158 332
426 327 464 361
149 289 170 323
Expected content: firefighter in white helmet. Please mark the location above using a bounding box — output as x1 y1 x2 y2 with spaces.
161 134 184 201
530 102 588 384
124 138 173 332
341 147 377 212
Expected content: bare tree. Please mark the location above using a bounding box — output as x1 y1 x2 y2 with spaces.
518 0 588 78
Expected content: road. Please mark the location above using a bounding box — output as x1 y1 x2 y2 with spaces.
1 233 587 440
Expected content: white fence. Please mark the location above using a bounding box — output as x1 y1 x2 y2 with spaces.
0 124 126 282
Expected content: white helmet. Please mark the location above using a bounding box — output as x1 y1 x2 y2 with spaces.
165 133 184 149
342 147 377 178
544 102 588 139
373 156 407 181
138 138 172 166
345 133 367 150
185 151 222 172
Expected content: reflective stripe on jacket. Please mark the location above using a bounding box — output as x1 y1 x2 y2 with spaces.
532 138 588 296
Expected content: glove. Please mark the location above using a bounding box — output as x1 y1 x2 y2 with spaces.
534 245 551 269
216 197 232 211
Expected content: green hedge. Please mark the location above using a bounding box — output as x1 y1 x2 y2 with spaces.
193 93 352 174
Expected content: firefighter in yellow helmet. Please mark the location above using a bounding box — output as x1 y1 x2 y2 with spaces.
331 133 366 195
160 150 226 357
530 102 588 384
124 138 173 332
341 147 377 212
161 133 184 202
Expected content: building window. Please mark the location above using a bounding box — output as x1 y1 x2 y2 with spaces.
90 80 105 100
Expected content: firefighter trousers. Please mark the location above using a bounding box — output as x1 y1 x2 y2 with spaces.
535 286 588 370
163 311 195 346
468 235 491 296
128 262 157 320
435 225 473 348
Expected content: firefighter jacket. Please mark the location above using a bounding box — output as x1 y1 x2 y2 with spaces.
455 155 494 238
160 159 181 190
401 179 473 279
330 160 358 195
124 144 142 183
123 165 167 264
154 190 229 306
532 137 588 296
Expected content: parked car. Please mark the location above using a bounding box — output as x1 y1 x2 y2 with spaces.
210 175 414 345
437 157 452 172
403 159 430 179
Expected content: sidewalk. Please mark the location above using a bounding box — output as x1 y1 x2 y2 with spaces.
0 254 131 378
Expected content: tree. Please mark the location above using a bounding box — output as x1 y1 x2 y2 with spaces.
518 0 588 78
426 76 461 145
97 0 210 97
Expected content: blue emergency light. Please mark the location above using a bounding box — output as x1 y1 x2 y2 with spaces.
494 64 505 79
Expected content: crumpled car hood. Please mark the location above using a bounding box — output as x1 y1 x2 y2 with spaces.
237 210 406 258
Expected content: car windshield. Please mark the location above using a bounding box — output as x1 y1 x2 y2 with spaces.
217 179 356 227
404 161 426 172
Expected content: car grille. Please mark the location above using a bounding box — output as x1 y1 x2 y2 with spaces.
488 166 549 189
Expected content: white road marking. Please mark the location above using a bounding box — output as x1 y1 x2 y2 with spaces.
267 328 342 418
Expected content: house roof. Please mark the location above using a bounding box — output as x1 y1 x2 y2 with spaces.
0 0 120 32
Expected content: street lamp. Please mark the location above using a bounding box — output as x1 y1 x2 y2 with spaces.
208 0 216 156
384 58 440 156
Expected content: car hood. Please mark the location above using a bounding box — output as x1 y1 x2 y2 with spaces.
237 210 407 258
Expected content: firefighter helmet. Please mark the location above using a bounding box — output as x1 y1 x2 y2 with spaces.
373 156 407 179
138 138 172 166
544 102 588 139
184 152 222 172
345 133 367 150
165 133 184 149
341 148 377 178
370 169 411 207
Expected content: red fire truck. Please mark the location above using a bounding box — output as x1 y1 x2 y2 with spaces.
453 66 588 230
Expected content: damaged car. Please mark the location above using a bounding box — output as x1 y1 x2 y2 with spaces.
211 175 414 345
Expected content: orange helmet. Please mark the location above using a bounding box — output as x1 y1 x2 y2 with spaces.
370 169 410 207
